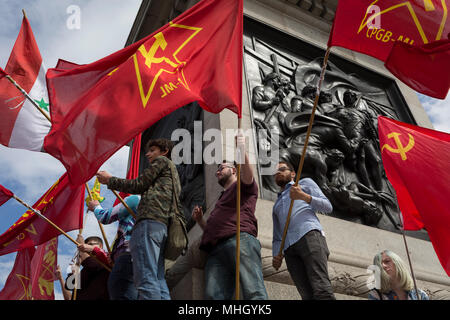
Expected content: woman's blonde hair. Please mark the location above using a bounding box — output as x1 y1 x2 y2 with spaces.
373 250 414 293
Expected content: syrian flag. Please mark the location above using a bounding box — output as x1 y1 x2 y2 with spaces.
0 16 51 152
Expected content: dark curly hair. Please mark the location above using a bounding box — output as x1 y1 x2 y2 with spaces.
145 138 174 159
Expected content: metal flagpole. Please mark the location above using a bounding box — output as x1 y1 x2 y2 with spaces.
276 47 332 263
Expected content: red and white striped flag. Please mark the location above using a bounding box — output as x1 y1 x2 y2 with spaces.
0 16 50 152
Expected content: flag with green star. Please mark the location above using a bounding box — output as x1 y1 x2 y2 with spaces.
0 16 51 152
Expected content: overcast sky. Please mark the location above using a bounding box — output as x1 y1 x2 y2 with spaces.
0 0 449 300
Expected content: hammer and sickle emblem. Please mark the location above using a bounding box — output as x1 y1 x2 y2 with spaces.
382 132 415 160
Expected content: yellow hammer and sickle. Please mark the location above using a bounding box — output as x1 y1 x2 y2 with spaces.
138 32 179 70
382 132 415 160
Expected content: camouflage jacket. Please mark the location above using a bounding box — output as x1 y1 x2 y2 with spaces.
107 156 181 226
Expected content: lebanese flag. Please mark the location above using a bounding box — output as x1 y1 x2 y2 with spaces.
378 116 450 276
0 16 50 152
385 39 450 99
0 184 14 207
0 173 84 256
44 0 243 185
328 0 450 98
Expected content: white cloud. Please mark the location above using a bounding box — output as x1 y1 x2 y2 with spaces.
418 93 450 134
0 0 141 299
0 254 16 288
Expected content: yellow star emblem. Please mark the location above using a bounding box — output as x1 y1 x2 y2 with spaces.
132 21 203 108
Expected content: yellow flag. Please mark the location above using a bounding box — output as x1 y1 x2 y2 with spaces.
85 178 105 206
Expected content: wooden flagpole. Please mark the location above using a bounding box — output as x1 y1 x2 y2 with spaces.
5 70 112 271
5 75 51 122
276 47 332 262
11 193 111 272
111 190 137 220
235 118 242 300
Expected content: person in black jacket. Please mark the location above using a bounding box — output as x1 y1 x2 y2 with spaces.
64 235 110 300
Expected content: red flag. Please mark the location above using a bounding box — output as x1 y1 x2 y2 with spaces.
328 1 450 98
113 134 142 206
0 238 58 300
30 237 58 300
0 16 51 151
0 247 35 300
0 173 84 256
328 0 450 61
378 116 450 276
0 67 6 79
0 184 14 206
385 39 450 99
44 0 243 185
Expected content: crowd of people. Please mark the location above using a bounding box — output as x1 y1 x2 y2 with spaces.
53 135 428 301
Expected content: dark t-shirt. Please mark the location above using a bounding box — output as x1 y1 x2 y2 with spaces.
65 257 110 300
199 179 258 252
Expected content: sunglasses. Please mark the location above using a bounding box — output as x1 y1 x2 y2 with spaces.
216 165 234 173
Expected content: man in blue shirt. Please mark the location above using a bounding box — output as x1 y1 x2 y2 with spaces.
272 161 335 300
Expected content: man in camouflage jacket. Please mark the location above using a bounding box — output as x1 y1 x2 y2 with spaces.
96 138 181 300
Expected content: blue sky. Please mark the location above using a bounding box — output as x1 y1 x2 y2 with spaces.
0 0 449 300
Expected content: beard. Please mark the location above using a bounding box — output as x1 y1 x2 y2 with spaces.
274 174 291 188
218 171 233 187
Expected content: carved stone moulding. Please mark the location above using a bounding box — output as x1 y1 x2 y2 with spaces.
243 16 427 240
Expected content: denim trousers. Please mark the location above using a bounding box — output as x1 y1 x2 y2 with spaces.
204 232 268 300
129 219 170 300
284 229 335 300
107 253 138 300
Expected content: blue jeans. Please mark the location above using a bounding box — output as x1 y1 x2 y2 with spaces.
129 219 170 300
204 232 268 300
107 253 138 300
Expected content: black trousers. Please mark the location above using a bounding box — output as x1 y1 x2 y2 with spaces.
284 230 336 300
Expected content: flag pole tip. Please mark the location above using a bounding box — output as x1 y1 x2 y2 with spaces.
22 9 27 19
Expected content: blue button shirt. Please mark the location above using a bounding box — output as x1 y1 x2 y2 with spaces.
272 178 332 256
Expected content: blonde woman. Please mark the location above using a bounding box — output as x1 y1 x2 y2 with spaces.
368 250 429 300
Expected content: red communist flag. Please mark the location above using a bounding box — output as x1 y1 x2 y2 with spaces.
30 237 58 300
0 246 35 300
44 0 243 185
378 116 450 276
385 39 450 99
0 184 14 206
328 1 450 98
0 173 84 256
0 238 58 300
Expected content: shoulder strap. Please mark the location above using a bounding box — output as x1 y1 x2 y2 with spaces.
168 162 182 217
375 289 383 300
